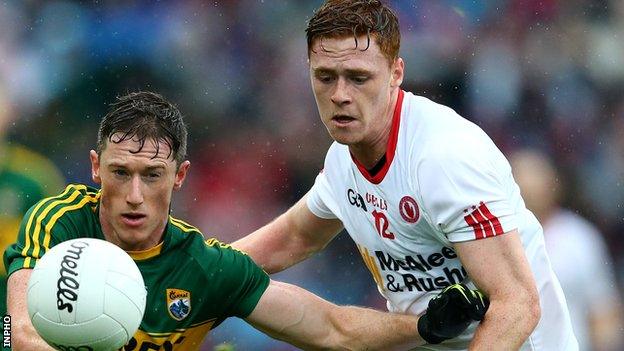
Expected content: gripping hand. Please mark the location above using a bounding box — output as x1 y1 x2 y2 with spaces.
417 283 490 344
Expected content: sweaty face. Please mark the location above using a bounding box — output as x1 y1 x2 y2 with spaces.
90 135 189 251
309 35 403 148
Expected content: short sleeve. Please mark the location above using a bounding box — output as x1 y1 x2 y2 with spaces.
306 170 339 220
3 202 41 275
3 184 97 276
214 244 270 318
3 199 71 275
417 133 518 242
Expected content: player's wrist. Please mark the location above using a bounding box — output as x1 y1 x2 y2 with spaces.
417 283 490 344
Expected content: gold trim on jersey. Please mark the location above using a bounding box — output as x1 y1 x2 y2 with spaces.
357 244 385 292
125 217 202 260
126 241 164 260
21 184 86 267
204 237 248 256
169 216 202 234
127 319 216 351
168 218 247 256
41 191 100 252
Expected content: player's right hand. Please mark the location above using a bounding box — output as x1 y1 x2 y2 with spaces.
417 283 490 344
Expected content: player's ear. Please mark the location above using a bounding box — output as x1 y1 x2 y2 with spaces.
90 150 102 184
390 57 404 88
173 160 190 190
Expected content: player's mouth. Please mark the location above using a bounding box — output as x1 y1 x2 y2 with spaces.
332 114 356 126
121 212 147 227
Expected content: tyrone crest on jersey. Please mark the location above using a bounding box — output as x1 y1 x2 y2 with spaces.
399 196 420 223
167 288 191 321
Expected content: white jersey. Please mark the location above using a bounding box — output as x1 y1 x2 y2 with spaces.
307 90 577 350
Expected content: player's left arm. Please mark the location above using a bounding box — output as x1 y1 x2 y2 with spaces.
245 279 425 351
454 230 541 350
223 242 424 350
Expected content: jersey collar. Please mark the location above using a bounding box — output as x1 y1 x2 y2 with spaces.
351 89 404 184
126 241 164 260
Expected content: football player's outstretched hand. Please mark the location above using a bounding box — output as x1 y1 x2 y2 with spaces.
417 283 490 344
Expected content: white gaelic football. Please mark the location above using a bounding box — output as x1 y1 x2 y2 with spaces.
27 238 147 351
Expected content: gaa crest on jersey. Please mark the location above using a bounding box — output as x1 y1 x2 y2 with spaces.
399 196 419 223
167 288 191 321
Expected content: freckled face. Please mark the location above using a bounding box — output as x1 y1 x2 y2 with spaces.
90 135 190 251
309 35 404 148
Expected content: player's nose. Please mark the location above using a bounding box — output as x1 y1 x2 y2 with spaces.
330 77 352 106
126 176 144 206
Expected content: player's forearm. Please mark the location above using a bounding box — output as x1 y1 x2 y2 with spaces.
271 304 424 350
248 281 423 350
469 295 540 350
323 305 424 350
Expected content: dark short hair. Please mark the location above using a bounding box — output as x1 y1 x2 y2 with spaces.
97 91 187 166
306 0 400 64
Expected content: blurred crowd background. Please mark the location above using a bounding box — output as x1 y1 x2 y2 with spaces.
2 0 624 350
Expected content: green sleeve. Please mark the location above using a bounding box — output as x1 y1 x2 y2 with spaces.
209 242 270 318
3 184 94 276
4 200 44 275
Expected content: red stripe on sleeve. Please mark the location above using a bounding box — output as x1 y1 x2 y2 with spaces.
478 202 504 235
471 207 495 238
464 212 485 239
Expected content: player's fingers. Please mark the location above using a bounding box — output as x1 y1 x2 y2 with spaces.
445 283 471 305
428 289 452 311
464 290 490 321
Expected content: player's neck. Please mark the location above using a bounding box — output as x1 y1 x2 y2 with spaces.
349 90 398 169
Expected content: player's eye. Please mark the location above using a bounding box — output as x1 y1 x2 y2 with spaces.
112 169 129 178
143 171 163 182
315 73 335 84
350 75 369 84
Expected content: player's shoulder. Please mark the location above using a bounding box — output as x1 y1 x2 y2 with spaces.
402 91 468 130
322 141 351 174
402 94 510 181
17 183 101 254
168 217 253 268
402 92 489 153
24 183 100 226
325 140 348 157
167 216 208 254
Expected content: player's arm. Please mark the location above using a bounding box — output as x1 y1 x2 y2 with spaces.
245 280 488 350
454 230 541 350
246 280 422 350
6 269 56 351
232 194 343 274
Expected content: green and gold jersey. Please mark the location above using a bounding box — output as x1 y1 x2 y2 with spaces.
4 184 270 350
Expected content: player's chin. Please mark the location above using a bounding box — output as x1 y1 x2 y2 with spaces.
325 126 358 143
116 233 150 251
329 131 361 146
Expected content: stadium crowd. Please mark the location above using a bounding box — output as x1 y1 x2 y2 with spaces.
1 0 624 349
